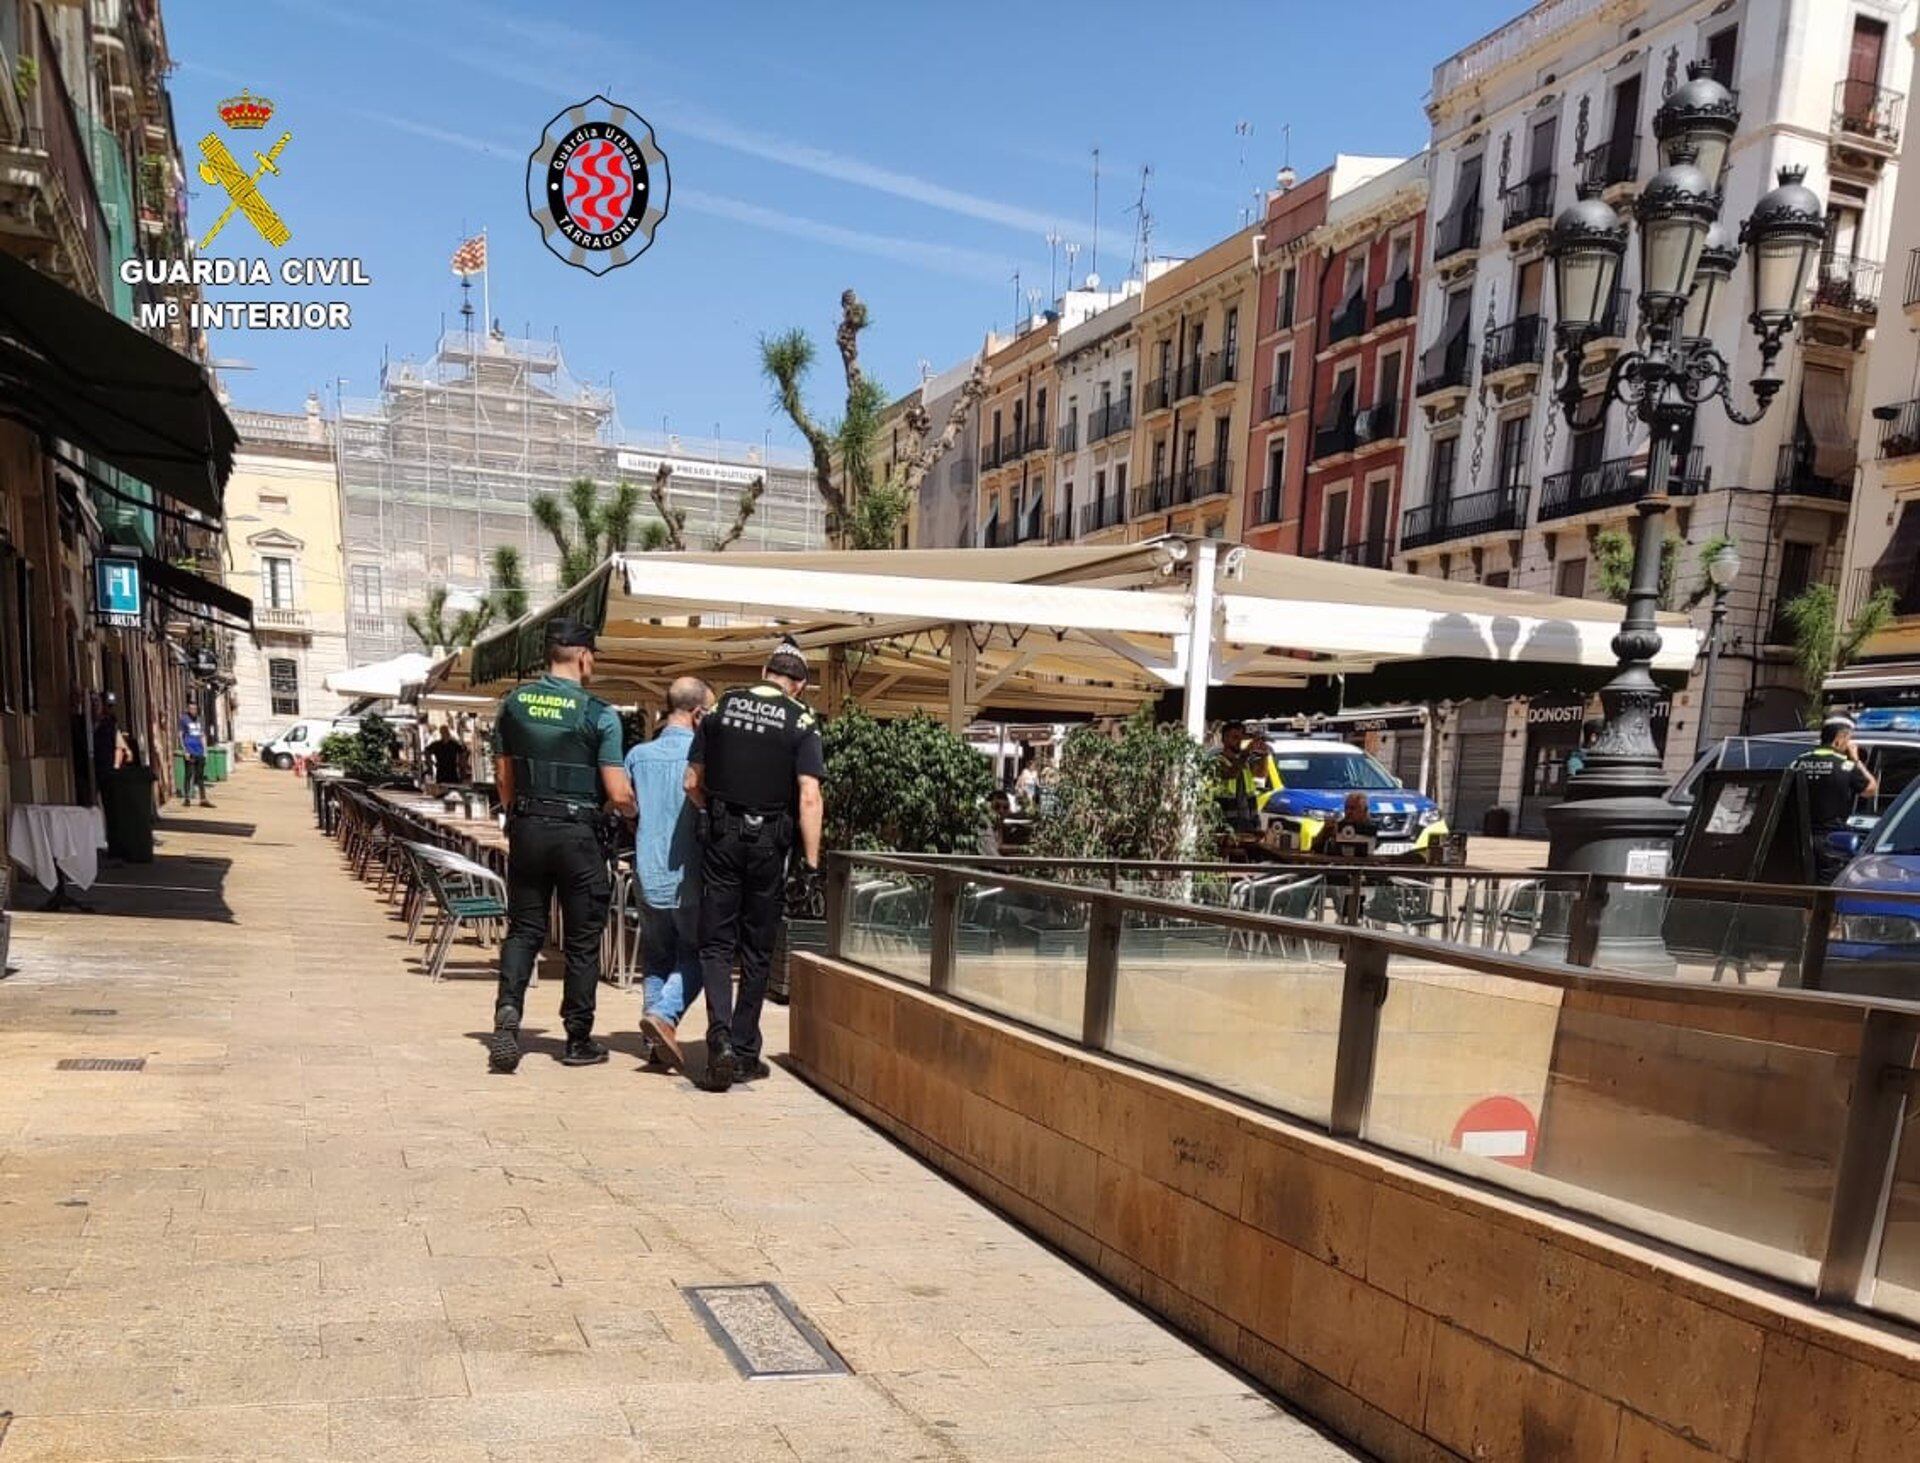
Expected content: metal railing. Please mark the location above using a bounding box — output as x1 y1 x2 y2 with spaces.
1092 397 1132 439
253 606 311 631
1130 477 1173 517
1877 400 1920 460
1813 255 1883 317
1202 350 1238 390
1500 172 1556 232
1907 248 1920 309
1482 313 1548 375
1023 422 1050 456
1312 413 1358 461
1374 273 1414 325
1835 78 1904 148
1076 495 1125 536
980 519 1016 548
1400 482 1528 550
1356 400 1397 445
1314 537 1391 568
1592 285 1635 342
1176 358 1205 401
1578 132 1640 191
1416 334 1474 396
1265 383 1291 419
1143 377 1171 413
1775 443 1854 501
1327 293 1369 345
1057 421 1078 454
1253 487 1284 526
1047 509 1073 543
824 850 1920 1325
1539 444 1710 520
1433 197 1482 259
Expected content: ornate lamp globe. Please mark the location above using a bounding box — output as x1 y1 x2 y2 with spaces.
1653 62 1740 183
1547 194 1628 341
1705 541 1742 593
1742 165 1828 334
1635 156 1719 321
1682 222 1740 342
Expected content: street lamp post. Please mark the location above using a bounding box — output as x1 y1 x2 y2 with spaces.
1540 64 1827 960
1693 541 1742 761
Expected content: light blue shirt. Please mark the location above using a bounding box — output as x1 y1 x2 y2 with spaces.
625 723 699 909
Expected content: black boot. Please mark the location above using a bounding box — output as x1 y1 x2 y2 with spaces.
560 1035 609 1067
734 1054 771 1082
488 1010 521 1074
704 1033 737 1091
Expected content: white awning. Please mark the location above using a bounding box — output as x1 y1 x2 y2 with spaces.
324 651 439 699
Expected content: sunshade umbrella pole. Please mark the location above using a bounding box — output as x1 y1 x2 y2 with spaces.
1181 540 1219 860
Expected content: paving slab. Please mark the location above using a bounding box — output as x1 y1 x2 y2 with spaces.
0 767 1361 1460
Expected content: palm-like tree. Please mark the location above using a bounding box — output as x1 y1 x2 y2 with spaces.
530 476 644 588
405 584 492 652
489 545 529 621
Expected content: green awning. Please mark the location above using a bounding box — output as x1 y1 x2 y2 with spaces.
466 560 612 686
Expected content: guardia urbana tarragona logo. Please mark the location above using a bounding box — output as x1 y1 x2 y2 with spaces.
526 95 671 275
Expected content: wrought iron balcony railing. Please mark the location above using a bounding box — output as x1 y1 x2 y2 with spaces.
1314 537 1392 568
1906 247 1920 309
1481 313 1548 375
1813 254 1883 317
1374 273 1413 326
1077 494 1126 535
1313 414 1358 461
1143 376 1171 413
1499 172 1555 232
1774 443 1854 501
1202 350 1238 390
1433 196 1481 260
1578 133 1640 192
1399 483 1528 551
1091 397 1132 439
1877 398 1920 460
1415 334 1473 396
1835 78 1903 148
1057 421 1078 454
1264 383 1291 420
1327 293 1369 345
1176 358 1205 401
1539 445 1710 521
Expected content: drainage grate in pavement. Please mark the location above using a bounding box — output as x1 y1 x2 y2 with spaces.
683 1283 849 1379
55 1058 145 1072
69 1008 117 1016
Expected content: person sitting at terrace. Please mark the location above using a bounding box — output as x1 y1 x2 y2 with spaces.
1313 791 1378 856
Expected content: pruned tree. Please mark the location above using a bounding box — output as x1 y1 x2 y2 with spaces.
405 584 491 652
1782 581 1897 725
646 459 765 552
1593 528 1682 610
530 476 653 587
761 289 988 548
489 545 528 621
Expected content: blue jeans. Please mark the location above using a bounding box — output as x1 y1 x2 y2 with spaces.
641 897 702 1026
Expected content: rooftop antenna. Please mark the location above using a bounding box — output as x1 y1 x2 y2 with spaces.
1235 120 1253 226
1127 165 1154 279
1045 227 1062 301
1090 146 1101 286
1026 287 1042 324
1064 240 1082 290
1011 267 1021 330
1275 123 1296 194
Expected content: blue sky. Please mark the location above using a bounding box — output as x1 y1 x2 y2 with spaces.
168 0 1519 446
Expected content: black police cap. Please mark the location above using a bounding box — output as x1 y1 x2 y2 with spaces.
546 618 597 651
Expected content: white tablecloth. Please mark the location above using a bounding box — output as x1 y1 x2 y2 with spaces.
9 804 107 892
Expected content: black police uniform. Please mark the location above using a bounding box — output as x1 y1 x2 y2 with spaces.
1789 743 1871 883
690 681 823 1077
493 672 625 1049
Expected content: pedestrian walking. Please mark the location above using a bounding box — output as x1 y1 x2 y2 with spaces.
179 707 212 807
1790 715 1879 884
625 676 711 1069
487 619 636 1074
424 724 468 788
92 692 129 798
685 638 824 1091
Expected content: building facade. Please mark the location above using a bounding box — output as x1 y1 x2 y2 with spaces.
977 318 1058 546
1132 230 1261 541
1401 0 1911 834
1247 171 1335 550
1053 288 1142 543
223 402 351 744
902 356 983 549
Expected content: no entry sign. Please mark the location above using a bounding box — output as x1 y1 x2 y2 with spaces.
1450 1096 1538 1169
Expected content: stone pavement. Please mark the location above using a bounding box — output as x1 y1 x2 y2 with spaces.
0 767 1359 1462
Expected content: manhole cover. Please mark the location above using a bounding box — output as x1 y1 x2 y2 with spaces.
683 1283 848 1379
55 1058 144 1072
69 1008 117 1016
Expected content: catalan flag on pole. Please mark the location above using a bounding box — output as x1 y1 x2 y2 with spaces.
450 232 487 277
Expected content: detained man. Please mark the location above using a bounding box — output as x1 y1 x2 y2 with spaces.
625 676 712 1068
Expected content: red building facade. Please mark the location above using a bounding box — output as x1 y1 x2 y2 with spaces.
1242 172 1331 552
1298 160 1427 565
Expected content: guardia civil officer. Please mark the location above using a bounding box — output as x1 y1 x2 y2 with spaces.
684 638 824 1091
1789 715 1879 884
487 619 636 1074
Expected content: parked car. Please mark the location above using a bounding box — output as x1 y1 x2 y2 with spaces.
259 716 359 770
1668 725 1920 822
1250 735 1449 860
1826 776 1920 995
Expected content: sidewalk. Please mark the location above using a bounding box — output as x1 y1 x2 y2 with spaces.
0 768 1357 1462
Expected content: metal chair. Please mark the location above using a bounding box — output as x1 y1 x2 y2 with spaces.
1493 879 1544 952
413 850 511 982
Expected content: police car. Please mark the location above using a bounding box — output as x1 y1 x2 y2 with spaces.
1251 734 1449 860
1827 771 1920 995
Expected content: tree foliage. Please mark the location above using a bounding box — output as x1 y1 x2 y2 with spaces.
530 476 652 587
318 714 399 781
1782 581 1897 725
1031 713 1222 863
820 708 991 852
761 291 987 548
1593 529 1682 610
489 545 528 622
405 583 491 652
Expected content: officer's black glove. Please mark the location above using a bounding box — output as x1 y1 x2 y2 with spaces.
785 860 825 919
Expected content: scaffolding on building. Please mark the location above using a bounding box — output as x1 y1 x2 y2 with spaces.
338 324 822 662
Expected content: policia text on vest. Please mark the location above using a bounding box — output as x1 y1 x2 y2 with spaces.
1789 717 1878 884
487 620 636 1074
684 641 825 1092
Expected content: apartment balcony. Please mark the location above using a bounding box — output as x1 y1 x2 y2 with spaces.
1833 78 1902 161
1077 494 1126 536
1057 421 1079 455
1175 358 1205 402
254 606 312 636
1142 376 1172 415
1905 248 1920 315
1399 483 1528 552
1481 313 1547 385
980 437 1004 471
1538 446 1710 522
1586 286 1636 352
1023 422 1050 457
1810 255 1882 324
981 518 1017 548
1313 413 1358 461
1202 351 1238 392
1432 197 1481 265
1578 133 1641 198
1251 486 1285 527
1499 173 1555 241
1130 476 1174 518
1315 537 1392 569
1774 443 1854 503
1091 397 1132 439
1877 399 1920 460
1015 510 1047 543
1374 273 1414 327
1355 399 1398 447
1263 384 1291 420
1190 458 1232 501
0 17 108 305
1327 293 1369 346
1415 335 1473 402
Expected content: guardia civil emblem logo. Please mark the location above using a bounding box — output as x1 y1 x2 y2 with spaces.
526 96 669 275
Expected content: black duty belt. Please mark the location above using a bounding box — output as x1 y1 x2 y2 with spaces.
511 796 601 823
712 799 790 819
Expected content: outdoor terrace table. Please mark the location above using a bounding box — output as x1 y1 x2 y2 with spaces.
373 788 510 876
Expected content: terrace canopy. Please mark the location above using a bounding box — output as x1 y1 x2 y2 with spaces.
441 538 1700 730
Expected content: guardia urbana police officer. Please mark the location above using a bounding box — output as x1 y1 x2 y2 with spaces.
684 637 824 1091
487 619 636 1074
1790 714 1880 884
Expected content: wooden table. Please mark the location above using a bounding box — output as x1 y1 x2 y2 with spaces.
373 788 509 875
